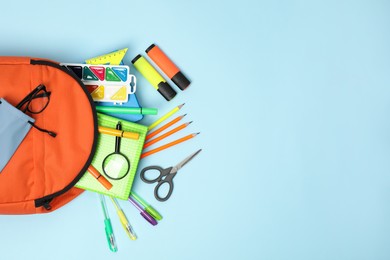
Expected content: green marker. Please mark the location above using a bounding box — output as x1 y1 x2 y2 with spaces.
131 54 177 101
130 191 163 221
96 106 158 115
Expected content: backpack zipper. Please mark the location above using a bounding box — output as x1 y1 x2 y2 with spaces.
31 59 98 210
28 121 57 137
42 199 53 210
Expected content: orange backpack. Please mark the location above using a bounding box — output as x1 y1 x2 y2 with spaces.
0 57 97 214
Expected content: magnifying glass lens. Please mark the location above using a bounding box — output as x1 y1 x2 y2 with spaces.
103 154 130 179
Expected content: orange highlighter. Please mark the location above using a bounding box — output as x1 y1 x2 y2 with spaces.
88 165 113 190
145 44 191 90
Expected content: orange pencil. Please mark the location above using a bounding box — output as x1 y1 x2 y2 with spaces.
141 133 200 159
87 165 113 190
146 114 186 141
143 121 192 149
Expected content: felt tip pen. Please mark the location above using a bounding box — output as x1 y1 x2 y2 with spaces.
88 165 113 190
99 194 117 252
96 106 158 115
130 191 163 221
128 197 158 226
98 126 140 140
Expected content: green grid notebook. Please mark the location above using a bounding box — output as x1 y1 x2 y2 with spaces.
76 113 147 199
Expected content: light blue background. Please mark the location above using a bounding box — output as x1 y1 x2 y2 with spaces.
1 0 390 259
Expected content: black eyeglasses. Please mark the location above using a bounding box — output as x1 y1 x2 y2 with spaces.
16 84 51 114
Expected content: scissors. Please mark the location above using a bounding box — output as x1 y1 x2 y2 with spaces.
140 149 202 202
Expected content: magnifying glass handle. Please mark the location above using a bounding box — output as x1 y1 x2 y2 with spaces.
115 122 122 153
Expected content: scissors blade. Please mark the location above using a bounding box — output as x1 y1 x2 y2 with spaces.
173 149 202 172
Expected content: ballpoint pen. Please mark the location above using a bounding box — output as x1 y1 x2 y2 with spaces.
130 191 163 221
110 197 137 240
128 196 158 226
99 194 117 252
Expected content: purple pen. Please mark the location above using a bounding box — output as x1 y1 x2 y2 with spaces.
128 197 158 226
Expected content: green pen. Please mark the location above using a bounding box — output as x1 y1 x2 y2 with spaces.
99 194 117 252
130 191 163 221
96 106 158 115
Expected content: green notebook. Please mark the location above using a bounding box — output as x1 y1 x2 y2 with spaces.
76 113 147 200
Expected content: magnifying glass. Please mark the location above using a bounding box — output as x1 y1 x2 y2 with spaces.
102 122 130 180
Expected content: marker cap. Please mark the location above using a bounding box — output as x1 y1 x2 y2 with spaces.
99 177 113 190
140 211 158 226
157 82 177 101
145 205 163 221
172 71 190 90
141 107 158 115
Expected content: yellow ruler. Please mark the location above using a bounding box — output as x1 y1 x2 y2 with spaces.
85 48 128 65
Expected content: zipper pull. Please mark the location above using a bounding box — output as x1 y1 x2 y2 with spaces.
42 200 52 210
28 121 57 137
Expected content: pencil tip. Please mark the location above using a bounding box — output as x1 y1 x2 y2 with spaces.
183 113 187 117
188 121 193 124
195 132 200 135
178 103 185 109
